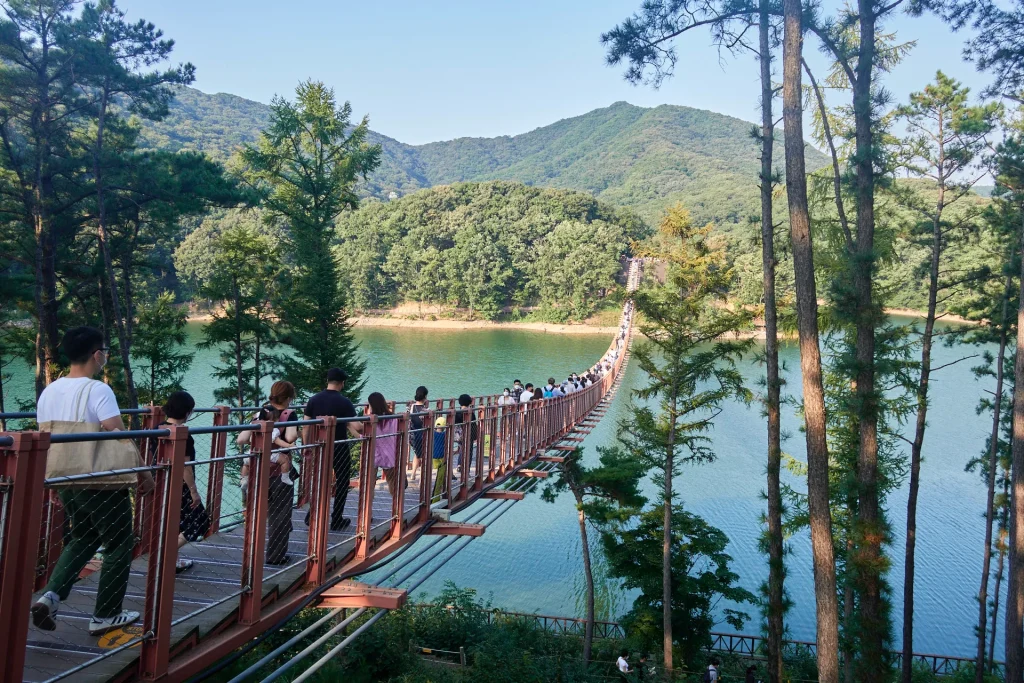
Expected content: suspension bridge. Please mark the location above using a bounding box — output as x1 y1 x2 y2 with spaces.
0 262 640 682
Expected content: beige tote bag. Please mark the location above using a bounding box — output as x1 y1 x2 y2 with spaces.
39 380 141 489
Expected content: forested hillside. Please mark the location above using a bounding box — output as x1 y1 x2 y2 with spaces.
334 182 649 320
138 87 827 228
176 182 648 322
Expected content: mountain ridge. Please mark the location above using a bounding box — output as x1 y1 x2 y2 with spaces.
139 86 827 227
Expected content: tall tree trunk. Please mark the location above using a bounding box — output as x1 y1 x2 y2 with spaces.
782 1 840 680
33 37 59 396
94 87 140 417
575 490 596 664
977 277 1012 682
234 282 244 409
34 221 59 396
844 538 856 683
1005 215 1024 683
35 185 60 395
255 333 262 403
663 389 677 673
992 522 1009 672
851 2 883 679
904 176 946 683
98 276 114 388
0 360 7 432
759 4 785 680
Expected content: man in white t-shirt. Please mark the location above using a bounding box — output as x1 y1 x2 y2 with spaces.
32 326 149 637
519 383 535 403
616 649 631 678
706 657 721 681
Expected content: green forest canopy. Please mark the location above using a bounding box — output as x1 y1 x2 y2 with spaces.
177 181 649 322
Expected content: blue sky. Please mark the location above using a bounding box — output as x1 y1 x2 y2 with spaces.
120 0 986 145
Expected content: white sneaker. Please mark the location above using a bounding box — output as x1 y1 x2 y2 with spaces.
31 591 60 631
280 472 293 486
88 610 140 636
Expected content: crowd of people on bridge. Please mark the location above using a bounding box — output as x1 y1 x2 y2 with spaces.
26 294 634 638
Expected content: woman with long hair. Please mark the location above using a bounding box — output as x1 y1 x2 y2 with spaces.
238 381 299 565
366 392 401 505
159 391 211 574
407 386 429 483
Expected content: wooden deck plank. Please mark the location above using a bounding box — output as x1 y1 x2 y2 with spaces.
22 488 417 682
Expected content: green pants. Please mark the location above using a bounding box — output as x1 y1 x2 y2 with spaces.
45 489 134 619
431 458 446 500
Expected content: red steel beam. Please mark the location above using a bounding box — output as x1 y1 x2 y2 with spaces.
205 406 229 535
239 421 273 625
306 416 336 586
140 425 188 680
0 431 48 683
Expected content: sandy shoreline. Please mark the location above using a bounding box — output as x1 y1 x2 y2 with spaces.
350 317 618 334
183 306 975 337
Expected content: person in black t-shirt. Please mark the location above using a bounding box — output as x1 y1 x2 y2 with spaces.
453 393 477 476
302 368 363 531
408 386 429 482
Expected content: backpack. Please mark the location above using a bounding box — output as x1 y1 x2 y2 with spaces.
542 387 554 398
702 668 715 683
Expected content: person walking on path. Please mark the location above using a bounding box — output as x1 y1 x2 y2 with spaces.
408 386 429 483
255 381 299 565
704 657 721 682
32 326 153 636
302 368 362 532
159 391 210 574
366 392 401 503
431 416 449 501
453 394 476 476
616 650 632 680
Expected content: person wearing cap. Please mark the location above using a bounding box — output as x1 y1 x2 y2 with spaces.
431 415 449 500
302 368 363 532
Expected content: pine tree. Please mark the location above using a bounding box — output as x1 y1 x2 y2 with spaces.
891 72 1000 682
626 203 753 672
132 291 192 406
199 225 282 409
78 0 194 412
541 446 645 664
240 80 381 400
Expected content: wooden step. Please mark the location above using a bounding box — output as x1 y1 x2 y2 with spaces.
483 489 526 501
515 469 550 479
427 522 486 537
537 455 566 463
320 581 408 610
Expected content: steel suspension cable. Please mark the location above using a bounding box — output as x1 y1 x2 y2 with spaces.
259 462 561 682
235 466 552 682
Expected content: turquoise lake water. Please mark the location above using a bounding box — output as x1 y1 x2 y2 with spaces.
3 321 1002 658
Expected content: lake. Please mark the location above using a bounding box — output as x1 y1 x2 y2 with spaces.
1 320 1003 659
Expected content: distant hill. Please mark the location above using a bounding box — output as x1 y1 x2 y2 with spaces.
139 87 827 229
